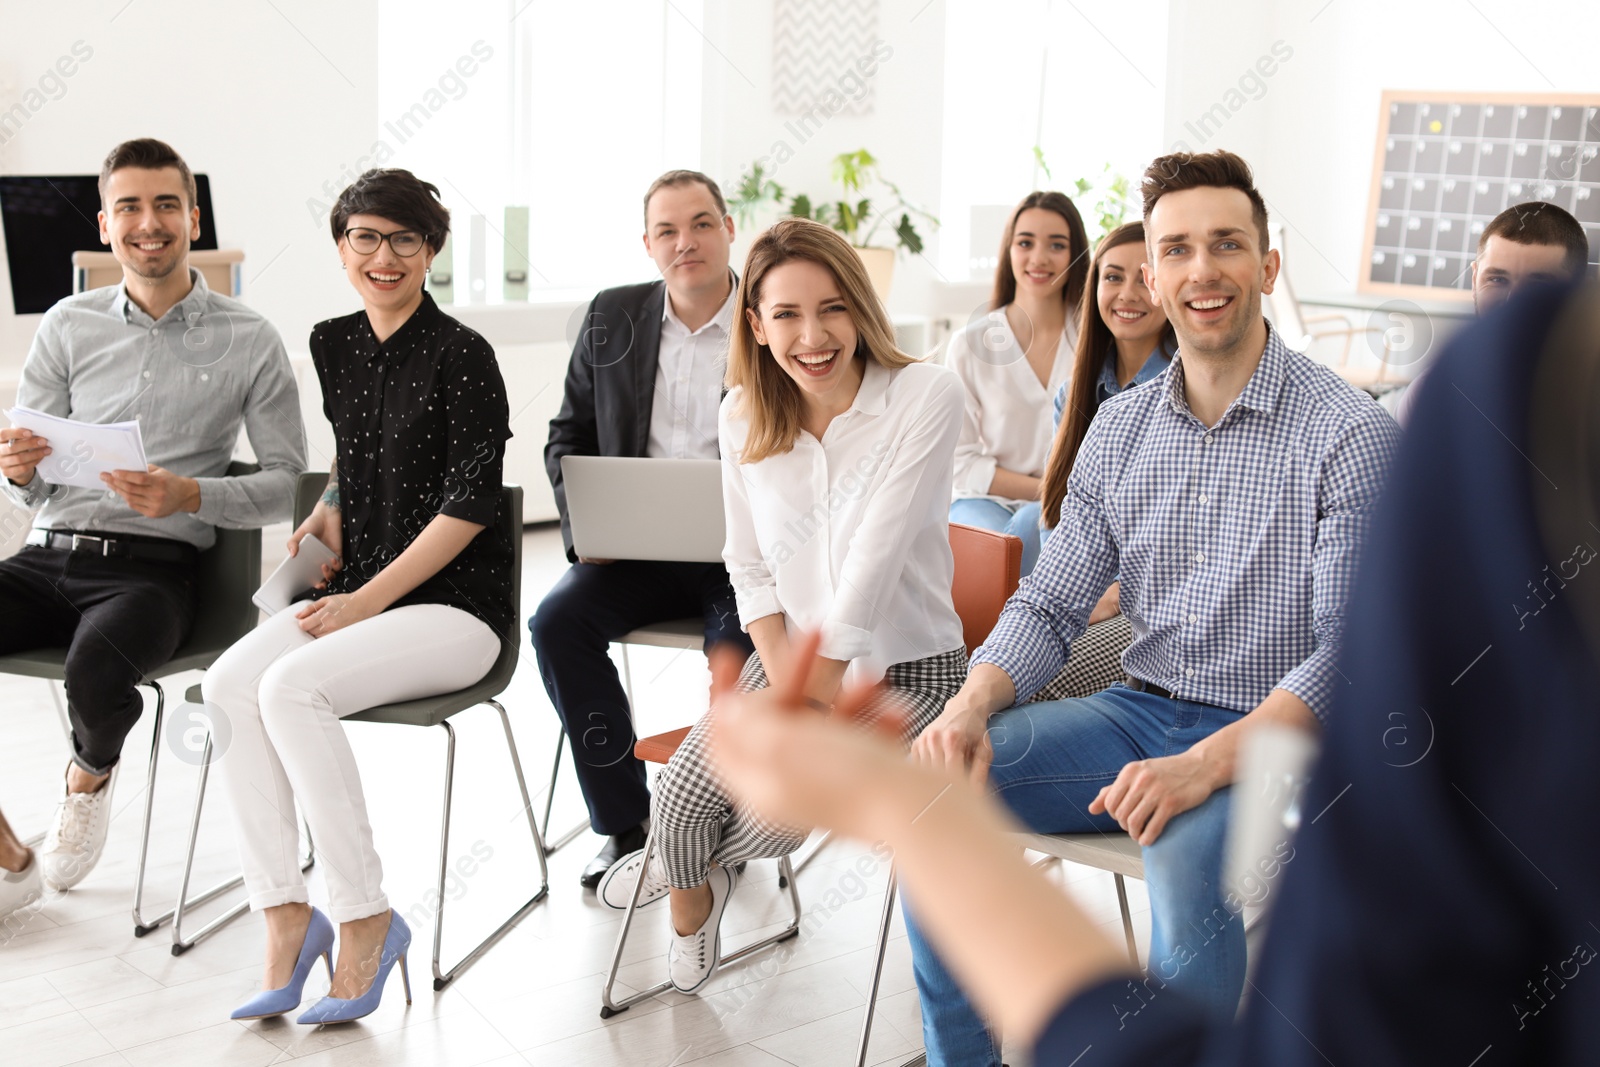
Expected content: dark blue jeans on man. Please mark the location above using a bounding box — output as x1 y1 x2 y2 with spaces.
905 684 1244 1066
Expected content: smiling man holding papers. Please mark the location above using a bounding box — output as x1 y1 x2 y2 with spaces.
0 138 304 896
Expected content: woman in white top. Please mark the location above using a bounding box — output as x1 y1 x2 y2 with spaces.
597 218 968 995
947 191 1089 575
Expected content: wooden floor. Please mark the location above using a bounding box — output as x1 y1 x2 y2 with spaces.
0 523 1150 1066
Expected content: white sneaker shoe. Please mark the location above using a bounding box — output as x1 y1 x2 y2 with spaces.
41 764 117 892
597 846 669 910
668 864 735 994
0 851 44 924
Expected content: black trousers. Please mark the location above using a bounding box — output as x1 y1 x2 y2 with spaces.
0 546 198 774
527 559 752 836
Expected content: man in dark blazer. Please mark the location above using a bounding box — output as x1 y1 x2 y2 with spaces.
533 170 753 888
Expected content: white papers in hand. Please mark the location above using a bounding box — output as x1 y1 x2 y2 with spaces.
5 406 149 490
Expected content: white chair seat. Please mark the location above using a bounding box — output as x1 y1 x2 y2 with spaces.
619 617 704 649
1015 830 1144 880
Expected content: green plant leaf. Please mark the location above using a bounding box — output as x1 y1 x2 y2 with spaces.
1032 145 1052 181
789 193 813 220
837 200 857 237
895 213 923 255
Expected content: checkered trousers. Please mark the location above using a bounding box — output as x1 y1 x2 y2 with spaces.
652 646 968 890
1026 613 1134 704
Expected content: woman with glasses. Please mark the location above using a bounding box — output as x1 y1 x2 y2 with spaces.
205 169 513 1025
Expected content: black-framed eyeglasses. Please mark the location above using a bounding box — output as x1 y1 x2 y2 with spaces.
343 227 429 257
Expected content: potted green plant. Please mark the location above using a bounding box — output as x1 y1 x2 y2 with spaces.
727 149 938 300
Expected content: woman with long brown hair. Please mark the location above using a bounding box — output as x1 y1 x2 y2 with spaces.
596 218 968 996
1026 220 1176 700
946 190 1088 574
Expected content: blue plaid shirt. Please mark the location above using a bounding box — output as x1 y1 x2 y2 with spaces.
974 324 1401 720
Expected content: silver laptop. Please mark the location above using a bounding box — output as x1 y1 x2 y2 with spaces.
561 455 726 563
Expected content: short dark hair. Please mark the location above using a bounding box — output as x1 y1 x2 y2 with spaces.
1481 201 1589 277
1141 149 1270 252
329 169 451 253
643 169 727 227
99 138 197 210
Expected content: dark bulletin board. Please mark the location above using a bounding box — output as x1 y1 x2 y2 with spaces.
1360 91 1600 301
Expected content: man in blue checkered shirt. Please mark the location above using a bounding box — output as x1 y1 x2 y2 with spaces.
905 150 1402 1066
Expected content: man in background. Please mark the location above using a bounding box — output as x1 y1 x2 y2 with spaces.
1393 199 1588 424
533 170 754 889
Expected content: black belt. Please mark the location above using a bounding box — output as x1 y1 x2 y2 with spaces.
27 529 197 566
1126 676 1178 700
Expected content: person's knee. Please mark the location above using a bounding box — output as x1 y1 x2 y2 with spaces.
528 579 595 654
1143 791 1231 898
254 658 320 733
63 643 141 718
202 651 258 718
650 753 709 835
982 707 1043 792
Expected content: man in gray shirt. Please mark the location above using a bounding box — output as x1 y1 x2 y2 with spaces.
0 139 305 895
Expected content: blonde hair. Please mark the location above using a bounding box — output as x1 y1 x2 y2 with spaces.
727 218 915 463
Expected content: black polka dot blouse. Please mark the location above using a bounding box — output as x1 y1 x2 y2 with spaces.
309 292 515 637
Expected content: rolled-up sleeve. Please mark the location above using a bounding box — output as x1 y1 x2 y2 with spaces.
1274 411 1401 721
192 326 306 528
437 337 512 527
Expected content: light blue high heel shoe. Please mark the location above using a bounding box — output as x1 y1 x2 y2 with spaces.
231 907 335 1020
297 910 412 1025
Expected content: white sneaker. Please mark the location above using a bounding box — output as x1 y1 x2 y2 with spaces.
41 764 117 892
597 846 669 910
0 851 44 924
668 864 735 994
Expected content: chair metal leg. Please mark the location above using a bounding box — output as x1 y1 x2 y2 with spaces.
47 678 72 743
1113 872 1139 967
539 727 588 857
123 683 310 952
430 701 551 990
600 834 805 1019
854 864 899 1067
619 642 635 709
131 683 169 936
167 736 316 956
780 828 835 889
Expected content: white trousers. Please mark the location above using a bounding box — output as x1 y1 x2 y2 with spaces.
205 603 499 922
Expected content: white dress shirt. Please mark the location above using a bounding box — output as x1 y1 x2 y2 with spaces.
720 359 967 684
946 306 1080 506
647 284 736 460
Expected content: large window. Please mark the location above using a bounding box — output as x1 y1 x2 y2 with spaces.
938 0 1168 280
377 0 704 299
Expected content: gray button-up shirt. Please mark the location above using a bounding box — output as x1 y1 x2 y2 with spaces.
4 269 306 549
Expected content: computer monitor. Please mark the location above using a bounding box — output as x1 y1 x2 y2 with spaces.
0 173 218 315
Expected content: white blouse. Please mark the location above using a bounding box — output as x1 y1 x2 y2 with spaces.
945 307 1079 506
720 359 967 684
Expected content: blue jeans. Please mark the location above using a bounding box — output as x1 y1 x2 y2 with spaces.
905 686 1245 1067
949 498 1043 576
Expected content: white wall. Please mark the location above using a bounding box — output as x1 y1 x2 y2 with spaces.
699 0 951 323
0 0 380 376
6 0 1597 373
1164 0 1600 300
